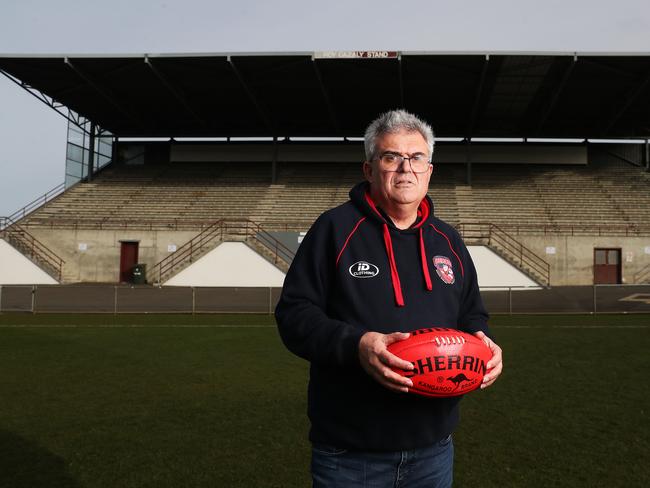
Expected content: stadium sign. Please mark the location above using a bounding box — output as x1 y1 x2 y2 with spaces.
314 51 399 59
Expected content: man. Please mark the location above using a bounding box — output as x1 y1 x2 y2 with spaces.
275 110 503 487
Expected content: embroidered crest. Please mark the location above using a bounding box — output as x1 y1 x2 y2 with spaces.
433 255 455 284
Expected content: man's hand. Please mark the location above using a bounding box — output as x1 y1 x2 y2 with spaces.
358 331 414 393
474 331 503 389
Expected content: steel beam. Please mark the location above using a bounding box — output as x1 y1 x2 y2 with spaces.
228 56 274 134
580 57 633 78
535 55 578 135
0 69 92 134
602 70 650 135
144 56 206 128
53 60 137 99
311 58 340 134
64 57 141 129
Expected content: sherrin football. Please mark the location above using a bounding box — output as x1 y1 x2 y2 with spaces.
387 328 493 398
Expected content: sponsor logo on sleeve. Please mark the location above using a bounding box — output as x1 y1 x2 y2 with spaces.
433 255 455 284
349 261 379 278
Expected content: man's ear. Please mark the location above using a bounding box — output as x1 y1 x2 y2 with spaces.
362 161 373 182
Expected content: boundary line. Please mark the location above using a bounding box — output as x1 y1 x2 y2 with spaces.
0 324 648 329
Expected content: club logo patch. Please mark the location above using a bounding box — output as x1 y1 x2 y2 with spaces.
349 261 379 278
433 255 455 284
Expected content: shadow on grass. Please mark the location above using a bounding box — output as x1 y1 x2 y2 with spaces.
0 429 82 488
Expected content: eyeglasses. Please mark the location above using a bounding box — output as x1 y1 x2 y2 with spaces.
374 151 431 173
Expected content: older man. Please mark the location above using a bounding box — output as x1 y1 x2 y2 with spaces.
275 110 502 488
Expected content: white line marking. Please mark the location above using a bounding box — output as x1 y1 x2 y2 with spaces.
492 325 649 329
0 324 647 329
0 324 277 328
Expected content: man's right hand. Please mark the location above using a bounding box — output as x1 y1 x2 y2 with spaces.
358 331 414 393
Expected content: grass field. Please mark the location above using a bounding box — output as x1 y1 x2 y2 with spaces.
0 313 648 487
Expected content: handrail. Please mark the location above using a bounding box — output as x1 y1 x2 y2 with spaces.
490 223 550 276
149 220 224 283
148 219 295 284
457 222 550 286
634 263 650 284
243 220 296 264
485 222 650 237
6 182 66 224
0 219 65 281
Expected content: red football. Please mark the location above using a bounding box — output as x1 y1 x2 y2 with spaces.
387 327 493 398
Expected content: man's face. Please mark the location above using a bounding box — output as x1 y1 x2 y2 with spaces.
363 129 432 208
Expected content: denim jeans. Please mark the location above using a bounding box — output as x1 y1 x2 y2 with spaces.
311 435 453 488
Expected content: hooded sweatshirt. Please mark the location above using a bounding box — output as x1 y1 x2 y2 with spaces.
275 181 490 451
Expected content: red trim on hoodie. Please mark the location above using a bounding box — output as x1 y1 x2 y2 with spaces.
336 217 367 267
419 227 433 290
364 191 383 219
430 224 465 278
382 224 405 306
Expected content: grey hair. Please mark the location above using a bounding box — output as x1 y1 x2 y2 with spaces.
364 109 435 161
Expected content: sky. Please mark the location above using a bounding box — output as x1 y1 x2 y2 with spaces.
1 0 649 216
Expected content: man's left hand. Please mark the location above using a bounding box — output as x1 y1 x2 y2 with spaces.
474 331 503 389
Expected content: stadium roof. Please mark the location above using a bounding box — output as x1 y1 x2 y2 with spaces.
1 52 650 139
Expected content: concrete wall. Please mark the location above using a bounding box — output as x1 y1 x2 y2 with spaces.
467 246 539 288
0 239 58 285
515 235 650 285
28 228 200 283
164 242 286 287
20 228 650 286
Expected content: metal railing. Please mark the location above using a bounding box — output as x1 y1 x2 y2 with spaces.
465 222 650 237
251 224 295 265
458 222 551 286
14 217 220 231
13 216 650 237
0 219 65 281
4 182 66 226
148 219 295 284
1 284 648 315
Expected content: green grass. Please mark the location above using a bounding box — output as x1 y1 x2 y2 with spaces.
0 314 648 487
0 312 647 328
0 313 278 327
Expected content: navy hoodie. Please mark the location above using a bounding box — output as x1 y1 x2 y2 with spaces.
275 181 489 451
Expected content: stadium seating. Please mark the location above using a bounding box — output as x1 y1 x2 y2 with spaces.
17 158 650 233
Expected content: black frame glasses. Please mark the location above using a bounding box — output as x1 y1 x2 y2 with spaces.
374 151 432 173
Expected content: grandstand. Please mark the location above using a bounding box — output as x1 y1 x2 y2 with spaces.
1 52 650 290
15 156 650 231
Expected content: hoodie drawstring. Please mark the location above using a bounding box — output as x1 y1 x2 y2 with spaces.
420 227 433 291
382 223 405 307
364 191 432 307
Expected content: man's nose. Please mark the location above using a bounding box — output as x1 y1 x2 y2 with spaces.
396 158 413 173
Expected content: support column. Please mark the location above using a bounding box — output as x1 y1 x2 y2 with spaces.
465 140 472 186
645 139 650 172
112 136 119 166
271 137 278 184
87 122 96 181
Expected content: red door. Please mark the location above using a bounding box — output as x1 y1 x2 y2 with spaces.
594 248 621 284
119 241 139 282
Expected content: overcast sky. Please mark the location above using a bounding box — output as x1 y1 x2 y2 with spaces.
1 0 649 216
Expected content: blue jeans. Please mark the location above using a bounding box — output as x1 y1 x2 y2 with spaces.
311 435 454 488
